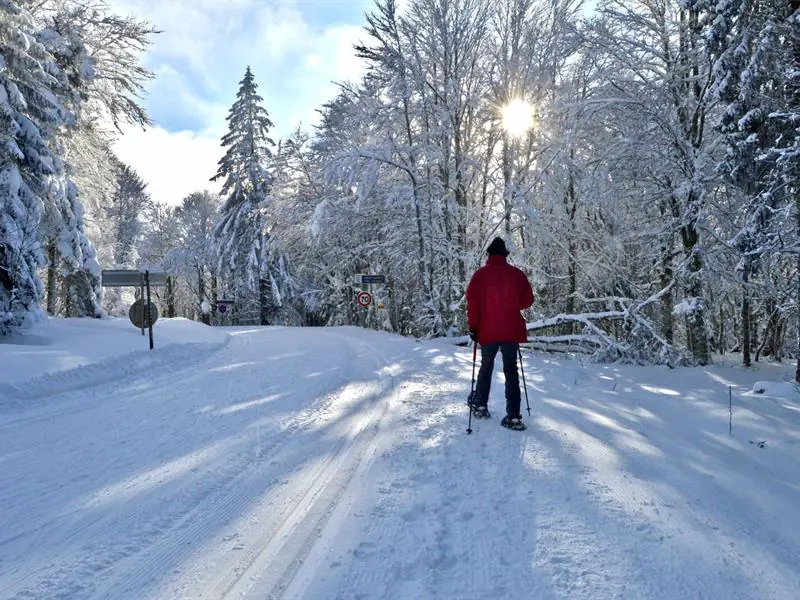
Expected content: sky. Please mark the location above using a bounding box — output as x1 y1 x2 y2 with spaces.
109 0 374 207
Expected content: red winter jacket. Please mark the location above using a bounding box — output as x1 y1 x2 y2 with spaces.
466 255 534 346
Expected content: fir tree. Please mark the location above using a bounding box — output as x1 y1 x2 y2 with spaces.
211 66 276 325
103 160 150 315
0 0 63 334
712 0 799 373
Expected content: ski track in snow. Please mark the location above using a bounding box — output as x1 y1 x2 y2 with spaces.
1 326 799 599
0 327 402 600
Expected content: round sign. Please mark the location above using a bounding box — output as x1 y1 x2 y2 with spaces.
357 291 372 307
218 304 228 314
129 299 158 328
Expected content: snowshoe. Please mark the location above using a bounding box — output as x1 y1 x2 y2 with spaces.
471 405 491 419
501 415 526 431
467 393 491 419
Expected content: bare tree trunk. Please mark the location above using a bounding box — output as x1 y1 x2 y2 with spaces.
502 134 513 235
742 267 751 367
46 242 58 315
775 318 786 362
682 223 709 365
198 269 210 325
259 277 270 326
765 298 780 358
165 275 176 318
795 210 800 382
660 248 674 345
565 167 578 324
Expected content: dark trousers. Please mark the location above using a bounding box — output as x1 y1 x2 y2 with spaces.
474 342 521 417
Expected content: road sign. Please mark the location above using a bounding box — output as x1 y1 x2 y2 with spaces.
217 299 234 314
101 269 167 287
129 299 158 328
357 290 372 307
358 274 386 285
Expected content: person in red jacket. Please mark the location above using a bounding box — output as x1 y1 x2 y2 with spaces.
466 237 535 430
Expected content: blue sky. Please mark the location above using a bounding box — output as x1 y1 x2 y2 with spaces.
109 0 595 207
109 0 374 205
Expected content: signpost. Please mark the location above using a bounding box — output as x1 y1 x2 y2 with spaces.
357 274 386 285
353 274 386 319
129 299 159 329
357 290 372 307
101 269 167 287
101 268 167 350
217 299 234 315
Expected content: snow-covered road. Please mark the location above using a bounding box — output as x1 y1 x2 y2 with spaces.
0 327 405 599
1 323 799 599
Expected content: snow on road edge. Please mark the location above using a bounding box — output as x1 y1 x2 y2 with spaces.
0 339 229 404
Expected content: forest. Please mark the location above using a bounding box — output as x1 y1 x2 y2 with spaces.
1 0 798 375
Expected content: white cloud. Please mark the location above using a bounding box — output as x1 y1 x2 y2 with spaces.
107 0 369 206
113 126 223 206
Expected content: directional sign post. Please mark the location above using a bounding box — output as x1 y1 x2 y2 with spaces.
353 274 387 323
101 268 167 350
357 274 386 285
101 269 167 287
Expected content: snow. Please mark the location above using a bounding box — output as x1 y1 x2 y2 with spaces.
672 297 699 316
0 321 799 599
751 380 800 398
0 317 228 401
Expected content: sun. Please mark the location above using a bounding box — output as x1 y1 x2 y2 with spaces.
501 99 534 137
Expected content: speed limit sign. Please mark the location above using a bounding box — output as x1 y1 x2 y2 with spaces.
357 290 372 307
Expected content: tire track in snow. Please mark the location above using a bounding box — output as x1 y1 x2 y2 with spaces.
215 336 396 600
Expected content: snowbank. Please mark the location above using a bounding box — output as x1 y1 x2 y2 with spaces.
0 317 229 402
751 380 800 398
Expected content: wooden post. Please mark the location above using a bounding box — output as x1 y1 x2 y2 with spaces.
139 278 145 337
146 270 154 350
729 385 733 436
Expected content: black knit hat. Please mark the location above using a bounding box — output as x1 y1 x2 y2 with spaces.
486 237 509 257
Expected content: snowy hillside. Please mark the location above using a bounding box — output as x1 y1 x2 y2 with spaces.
0 319 799 599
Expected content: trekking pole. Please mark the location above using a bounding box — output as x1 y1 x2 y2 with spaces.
519 346 530 416
467 340 477 434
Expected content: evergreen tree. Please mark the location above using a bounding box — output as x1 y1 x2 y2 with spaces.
712 0 799 372
0 0 64 334
103 160 150 314
211 66 276 325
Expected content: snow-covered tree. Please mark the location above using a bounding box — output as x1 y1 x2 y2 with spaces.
138 201 181 318
0 0 64 333
32 10 105 318
102 161 149 314
32 0 155 317
171 190 221 324
107 161 149 268
711 0 800 372
581 0 733 365
212 66 277 325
